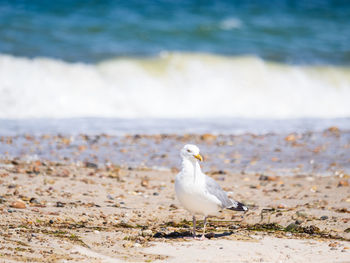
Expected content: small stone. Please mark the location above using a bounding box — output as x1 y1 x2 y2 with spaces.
320 215 328 220
29 198 40 204
296 210 308 218
200 134 217 142
141 230 153 237
0 196 6 204
285 134 296 142
123 241 134 248
327 126 339 133
11 160 19 165
169 204 178 210
56 201 65 207
49 219 54 224
303 225 319 234
338 180 349 187
141 178 149 187
295 219 303 225
259 175 279 181
10 201 26 209
153 192 159 196
329 242 338 248
286 223 298 232
85 162 98 169
277 204 287 209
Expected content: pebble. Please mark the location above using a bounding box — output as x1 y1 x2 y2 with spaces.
123 241 134 248
296 211 308 218
29 198 40 204
56 201 65 207
0 196 6 204
10 201 26 209
286 223 298 232
169 204 178 210
141 230 153 237
277 204 287 209
141 178 149 187
259 175 279 181
338 180 349 187
295 219 303 225
85 162 98 168
285 134 296 142
200 133 217 142
320 215 328 220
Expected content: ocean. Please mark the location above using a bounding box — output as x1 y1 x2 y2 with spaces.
0 0 350 134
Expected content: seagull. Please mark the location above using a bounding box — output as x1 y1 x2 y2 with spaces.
175 144 248 240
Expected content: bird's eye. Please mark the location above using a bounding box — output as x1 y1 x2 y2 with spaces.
187 149 191 153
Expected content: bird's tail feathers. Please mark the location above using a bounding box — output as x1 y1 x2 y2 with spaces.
227 200 248 212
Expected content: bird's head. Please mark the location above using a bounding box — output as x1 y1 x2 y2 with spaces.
180 144 203 162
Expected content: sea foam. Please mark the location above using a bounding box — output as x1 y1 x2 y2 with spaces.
0 53 349 119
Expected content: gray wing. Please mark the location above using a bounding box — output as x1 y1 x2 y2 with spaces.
205 175 248 211
205 175 233 209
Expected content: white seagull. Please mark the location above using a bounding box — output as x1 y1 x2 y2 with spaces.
175 144 248 240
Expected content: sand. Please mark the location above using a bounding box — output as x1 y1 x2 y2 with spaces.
0 158 349 262
145 237 350 263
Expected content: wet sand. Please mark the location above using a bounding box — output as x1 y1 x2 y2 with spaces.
0 156 349 262
1 127 349 176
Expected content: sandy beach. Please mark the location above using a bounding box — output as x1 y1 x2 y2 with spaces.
1 1 350 262
0 133 349 263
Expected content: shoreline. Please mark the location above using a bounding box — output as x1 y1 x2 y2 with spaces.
1 128 349 176
0 160 349 262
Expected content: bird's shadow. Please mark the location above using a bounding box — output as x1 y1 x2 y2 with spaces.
153 231 234 240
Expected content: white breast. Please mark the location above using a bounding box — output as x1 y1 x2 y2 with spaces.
175 172 221 216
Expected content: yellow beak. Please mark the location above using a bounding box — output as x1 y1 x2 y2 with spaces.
194 154 203 162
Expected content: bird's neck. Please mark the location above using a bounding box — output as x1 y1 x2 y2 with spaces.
181 158 202 182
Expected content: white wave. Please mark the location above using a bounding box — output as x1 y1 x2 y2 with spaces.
0 53 350 119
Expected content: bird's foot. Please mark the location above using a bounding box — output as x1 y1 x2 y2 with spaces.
184 233 197 240
194 235 207 241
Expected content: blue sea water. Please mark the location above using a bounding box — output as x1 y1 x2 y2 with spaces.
0 0 350 133
1 0 350 64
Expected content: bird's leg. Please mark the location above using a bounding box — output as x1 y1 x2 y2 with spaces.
192 215 197 238
200 216 208 240
184 216 197 239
